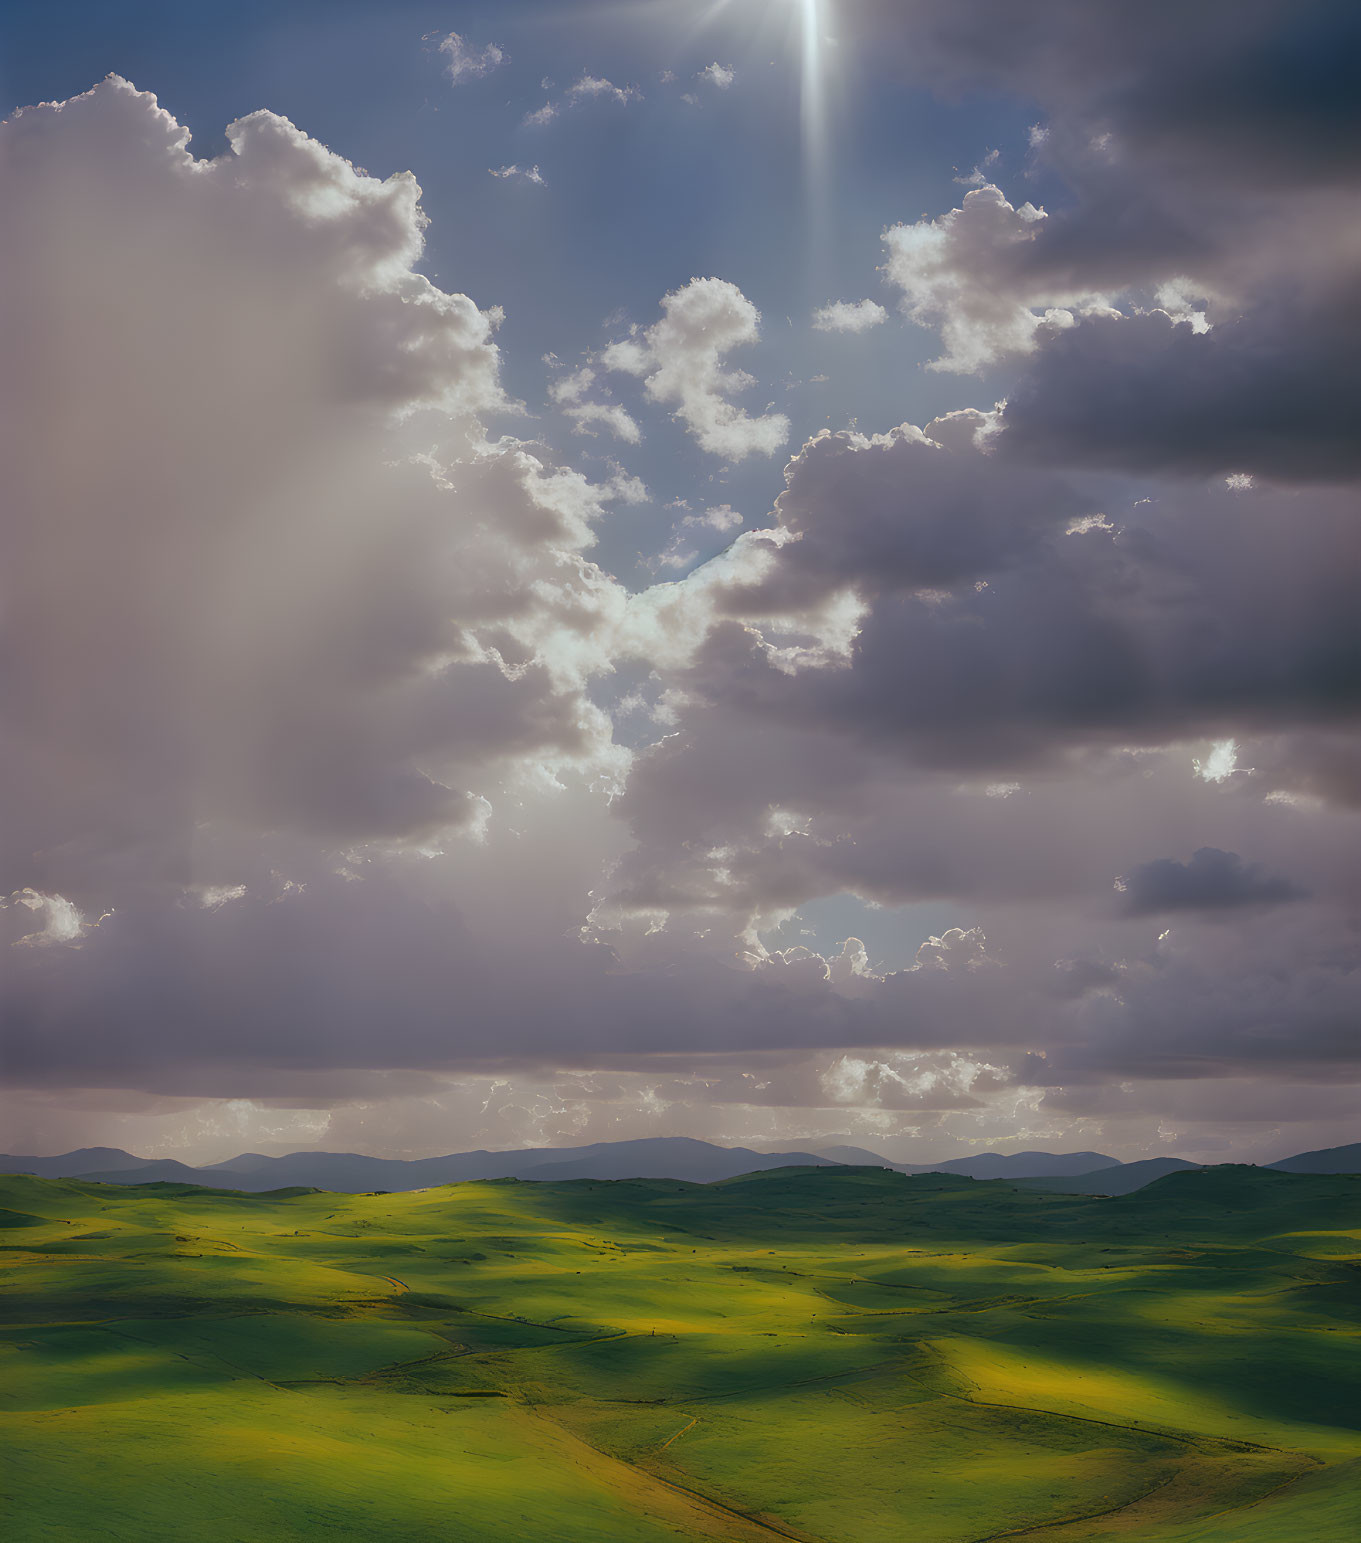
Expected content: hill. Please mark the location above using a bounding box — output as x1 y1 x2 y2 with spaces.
0 1146 148 1178
1015 1157 1204 1195
803 1142 899 1166
2 1165 1358 1542
903 1148 1117 1178
1269 1141 1361 1174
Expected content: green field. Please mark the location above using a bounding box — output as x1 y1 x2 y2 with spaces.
2 1165 1359 1541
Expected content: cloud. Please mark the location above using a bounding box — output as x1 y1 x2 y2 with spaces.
812 299 888 334
955 148 1000 187
725 421 1081 604
562 401 642 443
0 78 628 916
883 186 1116 373
434 32 506 85
861 3 1361 476
997 295 1361 482
10 33 1361 1170
859 1 1361 192
617 439 1361 791
548 364 641 443
490 163 545 184
525 74 642 127
602 279 790 459
1116 848 1307 916
568 75 642 106
656 504 744 570
697 63 735 90
594 414 1361 1086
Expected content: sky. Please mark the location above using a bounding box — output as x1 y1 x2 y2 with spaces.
2 0 1359 1166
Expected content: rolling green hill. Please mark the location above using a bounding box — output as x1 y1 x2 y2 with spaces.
2 1165 1359 1541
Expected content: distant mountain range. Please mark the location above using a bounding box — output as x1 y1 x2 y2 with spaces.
1 1136 1356 1194
0 1137 841 1191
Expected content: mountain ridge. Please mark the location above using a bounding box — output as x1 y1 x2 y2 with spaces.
2 1137 1357 1194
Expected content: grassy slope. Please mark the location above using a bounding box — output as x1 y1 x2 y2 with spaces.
1 1165 1358 1542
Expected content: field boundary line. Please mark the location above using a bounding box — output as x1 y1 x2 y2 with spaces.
524 1407 827 1543
659 1416 698 1450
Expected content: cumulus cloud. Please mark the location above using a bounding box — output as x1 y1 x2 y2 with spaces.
0 78 627 918
812 299 888 334
883 186 1116 372
613 434 1361 805
593 407 1361 1105
602 279 790 459
997 294 1361 482
860 2 1361 476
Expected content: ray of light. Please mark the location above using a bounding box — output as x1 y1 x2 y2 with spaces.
800 0 829 186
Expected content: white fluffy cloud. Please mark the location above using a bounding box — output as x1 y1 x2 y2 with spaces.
602 279 790 459
0 78 627 917
812 299 888 334
884 186 1116 372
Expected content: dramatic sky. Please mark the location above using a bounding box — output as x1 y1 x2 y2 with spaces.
3 0 1359 1164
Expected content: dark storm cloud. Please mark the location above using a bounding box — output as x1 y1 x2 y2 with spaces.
681 464 1361 776
869 2 1361 481
10 861 1360 1101
1029 909 1361 1084
861 0 1361 189
1116 848 1307 918
1252 733 1361 809
721 423 1085 611
0 868 1038 1092
999 294 1361 483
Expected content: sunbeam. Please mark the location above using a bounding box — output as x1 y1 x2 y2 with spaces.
799 0 829 190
